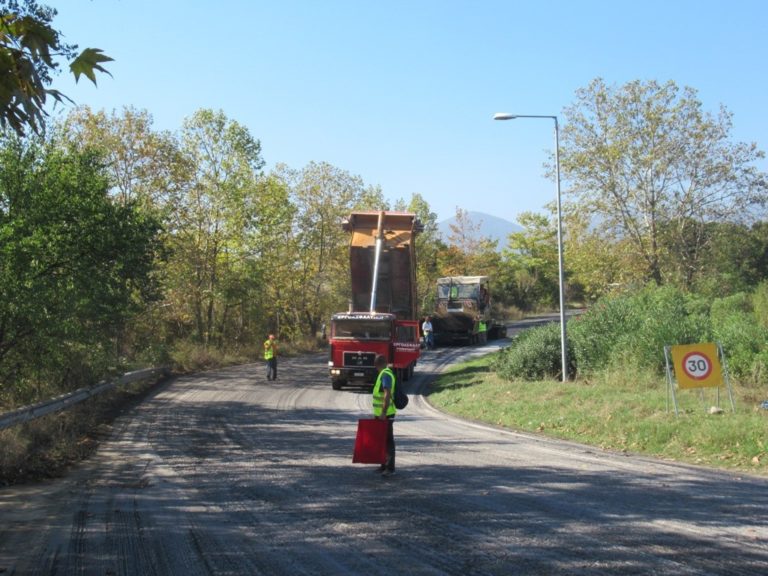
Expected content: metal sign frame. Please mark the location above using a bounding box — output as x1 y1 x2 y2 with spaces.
664 342 735 417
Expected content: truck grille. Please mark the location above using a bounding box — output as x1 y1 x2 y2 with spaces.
343 351 376 368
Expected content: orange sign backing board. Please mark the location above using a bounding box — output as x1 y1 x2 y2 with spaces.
670 343 723 389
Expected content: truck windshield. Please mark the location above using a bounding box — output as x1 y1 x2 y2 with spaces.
438 283 479 300
332 320 391 341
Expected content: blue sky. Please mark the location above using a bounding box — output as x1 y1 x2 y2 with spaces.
47 0 767 224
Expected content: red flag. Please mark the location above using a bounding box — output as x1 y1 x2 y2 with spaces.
352 419 388 464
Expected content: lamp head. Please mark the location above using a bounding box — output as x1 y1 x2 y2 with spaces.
493 113 517 120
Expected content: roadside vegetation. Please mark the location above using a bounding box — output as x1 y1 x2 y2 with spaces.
1 9 767 487
0 377 162 485
425 78 768 476
430 283 768 474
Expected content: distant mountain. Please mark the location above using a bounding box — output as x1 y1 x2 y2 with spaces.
437 211 522 250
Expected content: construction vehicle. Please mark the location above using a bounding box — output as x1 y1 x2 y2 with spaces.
431 276 507 345
328 211 423 390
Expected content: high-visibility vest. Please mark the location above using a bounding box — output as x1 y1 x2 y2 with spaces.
264 340 276 360
373 367 397 417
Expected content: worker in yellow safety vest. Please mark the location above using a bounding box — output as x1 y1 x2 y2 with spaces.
264 334 278 380
372 354 396 476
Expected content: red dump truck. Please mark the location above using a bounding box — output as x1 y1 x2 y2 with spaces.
328 211 423 390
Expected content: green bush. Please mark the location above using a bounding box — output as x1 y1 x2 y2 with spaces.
710 292 768 383
489 284 768 387
751 281 768 329
494 322 572 381
569 286 709 376
749 348 768 384
568 295 641 373
627 286 710 370
711 292 752 317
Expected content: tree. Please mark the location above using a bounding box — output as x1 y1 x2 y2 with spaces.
0 1 112 136
498 211 560 309
563 208 642 302
58 106 183 211
442 207 498 276
243 171 295 340
56 106 193 356
0 135 160 400
691 221 768 297
560 78 767 286
171 109 265 345
398 193 443 313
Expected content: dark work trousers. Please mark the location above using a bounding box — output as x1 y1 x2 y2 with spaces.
266 358 277 380
385 416 396 472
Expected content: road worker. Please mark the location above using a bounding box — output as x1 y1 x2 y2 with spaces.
373 354 396 476
264 334 278 380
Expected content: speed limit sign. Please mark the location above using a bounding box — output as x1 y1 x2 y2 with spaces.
670 343 723 389
682 351 713 380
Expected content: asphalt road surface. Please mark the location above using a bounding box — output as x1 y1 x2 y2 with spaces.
1 332 767 575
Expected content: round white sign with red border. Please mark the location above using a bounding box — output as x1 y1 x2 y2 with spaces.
681 351 713 381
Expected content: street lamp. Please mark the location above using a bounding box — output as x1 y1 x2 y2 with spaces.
493 112 569 382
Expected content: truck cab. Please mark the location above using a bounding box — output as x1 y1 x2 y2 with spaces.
328 312 420 389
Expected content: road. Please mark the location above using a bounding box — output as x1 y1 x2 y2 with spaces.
1 332 767 575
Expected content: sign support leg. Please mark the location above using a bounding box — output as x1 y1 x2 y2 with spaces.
718 343 736 413
664 346 679 417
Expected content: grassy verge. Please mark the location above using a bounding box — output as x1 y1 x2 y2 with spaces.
0 377 165 486
1 338 329 485
428 352 768 475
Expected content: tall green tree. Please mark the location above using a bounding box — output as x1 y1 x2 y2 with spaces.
498 211 561 309
58 106 183 211
0 0 112 136
691 221 768 297
0 136 160 402
241 172 294 341
561 78 767 286
171 109 265 345
563 208 642 302
56 106 190 356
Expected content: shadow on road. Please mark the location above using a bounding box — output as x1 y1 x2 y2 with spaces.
3 350 766 575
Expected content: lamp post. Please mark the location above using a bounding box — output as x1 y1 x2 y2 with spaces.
493 113 568 382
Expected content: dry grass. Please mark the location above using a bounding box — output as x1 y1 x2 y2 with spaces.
0 377 163 486
169 337 326 373
1 336 329 485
